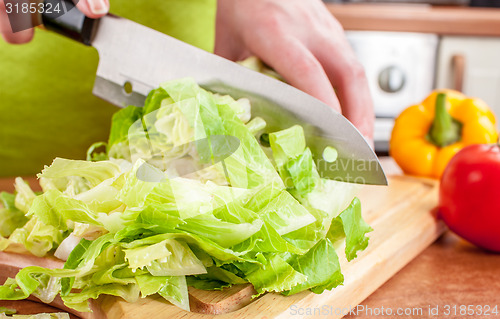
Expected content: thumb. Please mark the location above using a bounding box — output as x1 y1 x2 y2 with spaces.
0 0 34 44
75 0 109 19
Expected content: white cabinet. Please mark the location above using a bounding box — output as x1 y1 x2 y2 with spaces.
436 36 500 128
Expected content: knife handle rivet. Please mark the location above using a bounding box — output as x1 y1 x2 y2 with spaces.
323 146 338 163
123 81 133 95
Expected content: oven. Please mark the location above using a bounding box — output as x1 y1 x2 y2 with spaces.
345 31 439 153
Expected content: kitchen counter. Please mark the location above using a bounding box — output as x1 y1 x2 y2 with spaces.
327 3 500 37
346 231 500 318
2 234 498 317
0 159 499 317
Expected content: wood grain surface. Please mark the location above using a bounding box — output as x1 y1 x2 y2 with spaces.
327 3 500 37
345 231 500 319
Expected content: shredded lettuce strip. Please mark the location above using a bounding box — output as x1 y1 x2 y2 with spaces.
0 78 372 312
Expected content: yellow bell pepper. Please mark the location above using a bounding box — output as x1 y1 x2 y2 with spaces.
390 89 498 178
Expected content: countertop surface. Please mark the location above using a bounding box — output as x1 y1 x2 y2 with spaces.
0 158 499 317
327 3 500 37
346 231 500 318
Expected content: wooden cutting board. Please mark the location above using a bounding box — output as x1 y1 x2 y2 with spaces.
0 173 446 319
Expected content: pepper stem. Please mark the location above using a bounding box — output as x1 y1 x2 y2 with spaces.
428 93 462 147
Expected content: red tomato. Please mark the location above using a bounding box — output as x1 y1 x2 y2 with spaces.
439 144 500 252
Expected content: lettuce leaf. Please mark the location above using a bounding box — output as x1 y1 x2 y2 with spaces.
328 197 373 261
0 78 373 312
8 217 63 257
108 105 143 151
283 238 343 295
136 274 189 311
0 192 28 237
245 254 307 297
186 266 246 291
13 178 37 213
38 158 121 188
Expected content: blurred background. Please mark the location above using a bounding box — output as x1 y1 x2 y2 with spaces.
323 0 500 153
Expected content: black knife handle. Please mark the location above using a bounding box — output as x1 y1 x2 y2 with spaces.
41 0 98 45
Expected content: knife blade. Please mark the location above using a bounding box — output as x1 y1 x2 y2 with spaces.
42 2 387 185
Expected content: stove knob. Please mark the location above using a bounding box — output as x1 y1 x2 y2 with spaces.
378 66 406 93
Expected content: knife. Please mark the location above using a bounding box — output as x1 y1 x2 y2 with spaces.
41 0 387 185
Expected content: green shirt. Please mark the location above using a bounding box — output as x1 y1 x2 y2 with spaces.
0 0 216 177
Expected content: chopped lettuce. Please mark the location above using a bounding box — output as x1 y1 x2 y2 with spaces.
0 78 373 312
136 274 189 311
328 198 373 261
0 307 16 315
284 238 343 295
13 178 37 213
38 158 121 188
245 254 307 297
0 312 70 319
0 191 28 237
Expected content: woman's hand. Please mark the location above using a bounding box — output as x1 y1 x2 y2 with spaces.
0 0 109 44
215 0 374 142
1 0 374 142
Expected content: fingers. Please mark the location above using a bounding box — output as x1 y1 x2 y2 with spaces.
215 0 374 143
314 32 375 140
74 0 109 19
0 0 34 44
254 35 342 113
0 0 108 45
